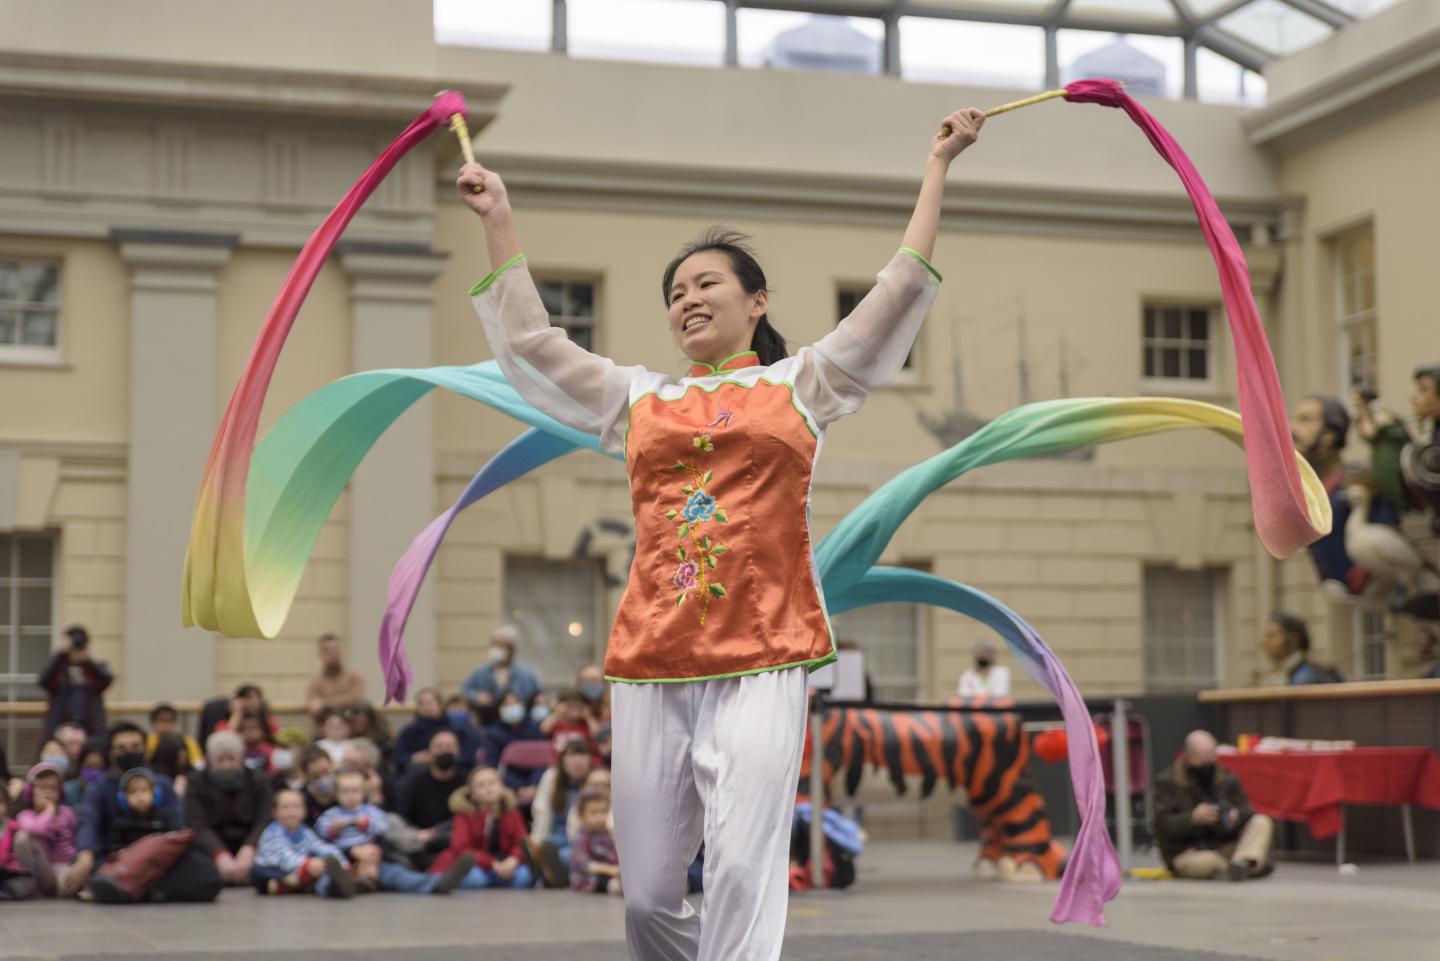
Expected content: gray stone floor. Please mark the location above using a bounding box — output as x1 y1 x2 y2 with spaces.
0 840 1435 960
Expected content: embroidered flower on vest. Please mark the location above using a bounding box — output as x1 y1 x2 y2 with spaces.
665 433 731 623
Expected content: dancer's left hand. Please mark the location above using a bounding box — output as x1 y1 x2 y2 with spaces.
932 109 985 164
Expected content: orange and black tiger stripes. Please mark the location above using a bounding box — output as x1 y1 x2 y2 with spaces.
801 705 1067 880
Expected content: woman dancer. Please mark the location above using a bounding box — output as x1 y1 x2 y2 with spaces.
456 105 984 961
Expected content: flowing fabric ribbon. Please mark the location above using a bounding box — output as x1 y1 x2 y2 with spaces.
182 80 1331 926
1060 79 1322 557
181 91 468 639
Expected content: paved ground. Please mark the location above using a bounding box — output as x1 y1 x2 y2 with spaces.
0 840 1435 960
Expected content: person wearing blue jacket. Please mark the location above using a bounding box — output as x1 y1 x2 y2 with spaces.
66 722 221 903
461 625 541 714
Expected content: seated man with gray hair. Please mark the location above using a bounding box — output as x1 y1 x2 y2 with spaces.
1153 730 1273 881
184 730 274 885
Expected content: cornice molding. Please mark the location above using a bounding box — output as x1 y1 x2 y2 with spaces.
0 50 508 125
454 152 1283 243
1244 24 1440 155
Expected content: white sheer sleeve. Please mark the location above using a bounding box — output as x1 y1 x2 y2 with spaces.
793 248 941 429
470 255 642 455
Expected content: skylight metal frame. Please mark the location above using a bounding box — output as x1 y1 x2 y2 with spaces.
545 0 1360 98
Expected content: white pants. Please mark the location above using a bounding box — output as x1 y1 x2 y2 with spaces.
612 666 809 961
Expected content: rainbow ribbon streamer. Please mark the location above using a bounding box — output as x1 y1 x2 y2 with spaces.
182 80 1331 926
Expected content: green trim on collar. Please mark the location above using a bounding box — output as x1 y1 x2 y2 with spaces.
686 350 760 377
898 246 943 283
469 253 527 297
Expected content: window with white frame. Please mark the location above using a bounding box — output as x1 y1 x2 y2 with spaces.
1331 226 1377 396
1143 565 1222 692
839 287 915 372
503 555 606 687
1142 303 1214 384
536 277 598 353
0 261 61 361
1 533 57 697
831 599 923 702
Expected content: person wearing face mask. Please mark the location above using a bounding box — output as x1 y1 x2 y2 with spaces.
65 740 109 808
185 731 272 886
184 737 270 887
480 692 547 806
575 663 610 724
299 748 338 825
65 721 223 900
461 625 542 716
1153 730 1273 881
957 640 1011 699
396 729 468 844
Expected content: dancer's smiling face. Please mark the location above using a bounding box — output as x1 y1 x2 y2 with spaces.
666 251 767 366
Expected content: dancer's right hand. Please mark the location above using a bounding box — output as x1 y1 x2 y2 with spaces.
457 162 510 219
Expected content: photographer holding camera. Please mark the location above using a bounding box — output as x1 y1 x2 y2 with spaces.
1153 730 1274 881
38 625 113 740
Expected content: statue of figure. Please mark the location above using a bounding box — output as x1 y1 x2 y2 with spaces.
1260 612 1343 685
1402 364 1440 533
1290 395 1398 597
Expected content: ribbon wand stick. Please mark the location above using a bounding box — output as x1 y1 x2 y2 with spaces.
444 94 484 194
940 82 1125 136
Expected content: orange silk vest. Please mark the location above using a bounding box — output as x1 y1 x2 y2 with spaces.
604 353 836 682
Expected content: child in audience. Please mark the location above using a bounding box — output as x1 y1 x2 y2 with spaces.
346 703 393 770
569 792 621 896
11 738 66 802
103 770 180 853
13 763 77 896
300 748 337 824
146 703 204 768
529 738 592 888
431 767 531 889
65 741 108 808
237 713 275 774
147 733 194 795
314 708 354 765
594 723 612 769
316 770 472 894
252 788 355 898
566 766 614 839
0 788 25 899
540 689 595 755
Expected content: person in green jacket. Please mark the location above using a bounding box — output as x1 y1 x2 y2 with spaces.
1153 730 1273 880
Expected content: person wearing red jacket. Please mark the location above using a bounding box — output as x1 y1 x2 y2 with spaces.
429 767 532 889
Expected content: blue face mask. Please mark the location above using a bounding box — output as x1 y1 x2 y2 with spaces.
578 682 606 703
446 710 471 728
530 704 551 723
41 754 70 776
81 768 106 784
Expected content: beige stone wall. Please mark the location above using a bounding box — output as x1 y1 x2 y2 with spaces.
50 455 128 689
2 0 1434 706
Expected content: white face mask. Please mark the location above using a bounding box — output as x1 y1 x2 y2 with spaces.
271 748 295 771
489 645 509 664
499 704 526 726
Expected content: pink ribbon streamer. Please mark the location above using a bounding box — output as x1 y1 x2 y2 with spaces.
1062 80 1325 556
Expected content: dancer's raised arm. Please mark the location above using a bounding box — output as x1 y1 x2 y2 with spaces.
796 108 985 428
458 163 640 454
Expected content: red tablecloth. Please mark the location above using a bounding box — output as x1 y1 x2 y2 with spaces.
1218 747 1440 838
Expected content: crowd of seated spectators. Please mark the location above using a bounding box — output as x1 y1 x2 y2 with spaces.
0 627 619 903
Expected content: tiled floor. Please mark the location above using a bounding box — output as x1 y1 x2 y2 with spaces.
0 841 1435 960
